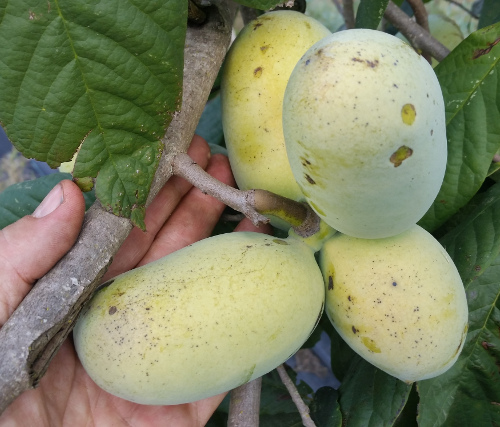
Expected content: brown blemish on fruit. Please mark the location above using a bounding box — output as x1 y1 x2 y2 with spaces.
390 145 413 167
253 22 263 31
352 326 358 334
109 306 117 315
328 276 334 290
401 103 416 125
260 45 269 53
305 174 316 184
253 67 263 78
351 58 379 68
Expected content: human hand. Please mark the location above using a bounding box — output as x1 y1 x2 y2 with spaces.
0 135 272 427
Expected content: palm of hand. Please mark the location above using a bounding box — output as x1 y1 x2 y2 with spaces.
0 137 270 426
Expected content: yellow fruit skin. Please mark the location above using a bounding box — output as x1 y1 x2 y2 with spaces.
283 29 447 239
221 11 330 205
320 225 468 383
73 232 324 405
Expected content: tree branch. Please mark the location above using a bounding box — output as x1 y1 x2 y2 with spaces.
227 377 262 427
406 0 432 64
384 1 450 62
276 365 316 427
343 0 356 29
173 152 321 236
0 0 234 414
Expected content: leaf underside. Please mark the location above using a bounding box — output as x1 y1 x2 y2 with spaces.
0 0 187 228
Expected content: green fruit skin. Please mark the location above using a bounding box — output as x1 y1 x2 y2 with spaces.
73 232 324 405
283 29 447 239
320 225 468 383
221 11 330 208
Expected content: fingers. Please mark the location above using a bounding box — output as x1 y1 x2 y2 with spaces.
0 180 85 325
138 153 235 266
234 217 273 234
103 135 212 279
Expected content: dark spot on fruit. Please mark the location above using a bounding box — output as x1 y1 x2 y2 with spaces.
390 145 413 167
348 295 352 302
316 48 323 56
392 281 397 286
253 67 263 78
366 59 379 68
253 22 263 30
305 174 315 184
430 129 434 136
260 45 269 53
109 306 117 315
352 326 358 334
328 276 333 290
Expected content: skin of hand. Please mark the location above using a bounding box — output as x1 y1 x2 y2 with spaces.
0 135 272 427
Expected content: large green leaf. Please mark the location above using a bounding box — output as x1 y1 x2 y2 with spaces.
416 181 500 426
479 0 500 30
0 0 187 229
231 0 282 10
417 255 500 426
439 182 500 285
419 22 500 232
338 356 412 426
355 0 389 30
0 173 95 229
310 386 342 427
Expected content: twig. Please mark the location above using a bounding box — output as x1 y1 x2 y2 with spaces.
227 378 262 427
384 1 450 62
0 0 234 414
343 0 355 29
276 365 316 427
172 152 269 226
406 0 432 64
172 153 322 236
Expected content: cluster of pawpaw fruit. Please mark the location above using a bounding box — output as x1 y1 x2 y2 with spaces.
73 11 468 404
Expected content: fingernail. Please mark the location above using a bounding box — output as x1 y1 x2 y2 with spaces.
33 183 64 218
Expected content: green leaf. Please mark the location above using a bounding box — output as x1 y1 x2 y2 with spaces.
0 0 187 229
310 386 342 427
260 367 314 415
417 254 500 426
439 181 500 286
419 23 500 232
338 356 412 427
0 173 95 229
260 413 303 427
321 314 357 383
479 0 500 30
230 0 282 10
355 0 389 30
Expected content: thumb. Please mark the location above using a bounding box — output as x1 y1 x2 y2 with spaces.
0 180 85 324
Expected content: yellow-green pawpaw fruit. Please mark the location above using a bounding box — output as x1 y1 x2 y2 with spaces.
221 11 330 213
283 29 447 239
73 232 324 404
320 225 468 383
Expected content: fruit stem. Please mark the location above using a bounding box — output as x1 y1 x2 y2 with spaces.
172 152 270 227
172 152 323 236
276 365 317 427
